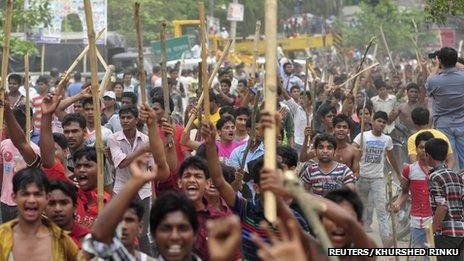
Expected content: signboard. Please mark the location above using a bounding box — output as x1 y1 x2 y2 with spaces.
152 36 191 61
227 3 244 22
26 0 107 44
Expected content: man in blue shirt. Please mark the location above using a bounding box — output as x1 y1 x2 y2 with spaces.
67 72 83 97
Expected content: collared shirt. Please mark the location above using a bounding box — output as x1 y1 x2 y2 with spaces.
227 142 265 171
282 98 311 145
105 114 123 133
426 67 464 128
281 74 304 91
371 94 397 133
0 217 79 261
233 194 309 261
428 164 464 237
107 130 153 199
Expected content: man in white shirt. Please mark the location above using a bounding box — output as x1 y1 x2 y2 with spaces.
370 78 397 134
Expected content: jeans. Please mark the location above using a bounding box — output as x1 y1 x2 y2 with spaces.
434 235 464 261
410 228 428 261
438 126 464 170
356 177 391 246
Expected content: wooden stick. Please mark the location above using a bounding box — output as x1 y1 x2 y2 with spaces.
387 171 399 257
41 44 45 75
379 26 397 75
359 93 367 152
160 20 174 147
184 40 232 131
25 53 31 144
134 2 148 105
340 62 379 89
199 2 210 121
57 28 106 88
458 40 463 57
264 0 277 223
303 58 311 126
96 48 109 71
0 0 14 141
84 0 105 211
351 37 375 93
239 91 261 170
251 20 261 79
99 65 115 98
283 171 338 261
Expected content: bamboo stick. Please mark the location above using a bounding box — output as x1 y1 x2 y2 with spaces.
184 40 232 131
458 40 463 57
134 2 148 105
340 63 379 89
83 0 105 211
25 53 31 144
96 48 109 71
251 20 261 79
387 171 399 259
239 91 261 170
359 93 367 153
41 44 45 75
264 0 277 223
283 171 338 261
57 28 106 88
199 2 210 120
99 65 115 98
0 0 14 141
380 26 397 75
160 20 174 147
351 37 375 93
303 58 311 126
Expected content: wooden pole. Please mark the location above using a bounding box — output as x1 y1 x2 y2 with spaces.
134 2 148 105
99 65 115 98
264 0 277 223
379 26 397 75
0 0 14 141
251 20 261 79
83 0 105 211
458 40 463 57
41 44 45 75
160 20 174 147
184 40 232 131
351 37 375 93
303 58 311 126
96 48 109 71
359 93 367 153
387 171 399 260
340 63 379 89
199 2 210 120
25 53 31 144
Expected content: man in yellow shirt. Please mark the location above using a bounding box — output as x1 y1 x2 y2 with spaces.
193 91 222 128
407 107 454 167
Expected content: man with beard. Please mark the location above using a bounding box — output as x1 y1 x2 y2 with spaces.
45 180 90 248
299 133 356 196
0 168 79 260
389 83 426 133
332 114 360 177
215 116 246 160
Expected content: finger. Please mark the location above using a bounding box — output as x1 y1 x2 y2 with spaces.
260 221 279 245
275 219 290 242
251 233 271 252
286 219 301 242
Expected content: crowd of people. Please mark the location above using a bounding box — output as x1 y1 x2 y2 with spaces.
0 45 463 261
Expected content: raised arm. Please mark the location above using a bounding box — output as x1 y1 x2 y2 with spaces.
40 92 63 168
92 156 158 243
55 86 91 121
201 120 237 207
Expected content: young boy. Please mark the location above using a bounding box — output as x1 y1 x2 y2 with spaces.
0 168 78 260
332 114 360 176
234 106 251 142
391 131 434 251
353 110 401 246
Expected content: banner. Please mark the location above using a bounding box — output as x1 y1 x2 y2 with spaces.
227 3 244 22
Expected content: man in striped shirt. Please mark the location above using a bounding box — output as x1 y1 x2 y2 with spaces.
300 133 356 196
425 138 464 260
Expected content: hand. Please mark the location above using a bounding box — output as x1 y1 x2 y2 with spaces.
56 74 71 95
388 202 400 213
161 117 174 136
259 167 290 198
258 110 281 139
41 92 62 115
78 85 92 99
200 120 216 144
235 169 245 183
188 106 198 119
304 126 312 138
432 221 442 233
207 216 242 261
278 107 289 119
139 103 156 125
0 95 12 111
129 155 158 183
252 219 307 261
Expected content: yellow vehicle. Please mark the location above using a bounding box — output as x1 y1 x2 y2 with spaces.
172 19 333 62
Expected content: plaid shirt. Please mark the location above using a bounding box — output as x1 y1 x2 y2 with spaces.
428 164 464 237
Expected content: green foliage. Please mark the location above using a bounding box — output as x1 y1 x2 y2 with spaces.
0 0 52 56
336 0 434 56
424 0 464 23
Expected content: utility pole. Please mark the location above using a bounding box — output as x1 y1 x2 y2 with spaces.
230 0 238 51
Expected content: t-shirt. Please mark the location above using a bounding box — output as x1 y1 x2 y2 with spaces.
32 95 44 130
299 162 356 196
353 130 393 178
193 109 221 128
0 139 41 206
216 140 247 159
407 129 453 156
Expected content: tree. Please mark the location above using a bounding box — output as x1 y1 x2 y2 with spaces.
0 0 52 56
424 0 464 22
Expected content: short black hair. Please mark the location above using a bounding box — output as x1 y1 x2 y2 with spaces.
8 74 22 84
411 107 429 126
151 94 174 112
36 75 50 85
209 91 219 104
220 78 232 87
73 71 81 82
238 79 247 87
123 71 132 77
219 105 235 117
12 105 32 133
234 106 251 119
179 156 209 179
425 138 448 162
248 156 285 185
82 97 94 108
290 85 301 93
415 131 434 148
119 105 139 118
221 163 236 184
73 147 97 163
122 92 138 105
53 133 68 149
373 78 386 90
277 145 298 169
319 105 337 117
356 103 373 117
150 191 198 234
13 167 51 194
128 201 145 222
373 111 388 122
438 47 458 68
313 133 337 150
216 115 235 130
332 114 352 130
62 113 87 129
324 188 363 221
49 180 78 206
406 83 419 92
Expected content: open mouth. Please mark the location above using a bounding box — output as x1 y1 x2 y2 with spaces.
77 175 89 186
168 244 182 254
331 228 346 241
186 185 199 197
24 206 39 217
